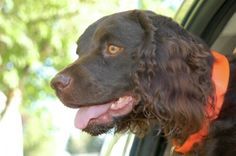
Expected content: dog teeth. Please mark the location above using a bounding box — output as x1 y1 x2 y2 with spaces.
110 101 118 109
110 96 132 110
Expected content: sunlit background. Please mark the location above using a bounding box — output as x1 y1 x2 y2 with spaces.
0 0 193 155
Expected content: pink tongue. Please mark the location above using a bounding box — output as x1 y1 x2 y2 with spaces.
74 103 112 129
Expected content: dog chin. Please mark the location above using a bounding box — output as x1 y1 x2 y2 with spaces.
82 122 115 136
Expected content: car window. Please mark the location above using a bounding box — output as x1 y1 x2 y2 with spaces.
211 12 236 57
174 0 197 24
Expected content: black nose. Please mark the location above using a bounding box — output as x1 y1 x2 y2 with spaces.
51 74 71 91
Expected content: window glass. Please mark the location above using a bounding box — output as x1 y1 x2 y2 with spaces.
174 0 197 24
211 12 236 57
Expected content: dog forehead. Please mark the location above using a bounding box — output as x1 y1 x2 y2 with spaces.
95 12 143 37
76 11 145 55
77 10 155 44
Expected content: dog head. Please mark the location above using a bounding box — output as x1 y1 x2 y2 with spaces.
51 10 214 142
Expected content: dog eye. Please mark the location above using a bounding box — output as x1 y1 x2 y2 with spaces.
107 44 123 55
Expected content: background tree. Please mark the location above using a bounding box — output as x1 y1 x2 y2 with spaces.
0 0 82 155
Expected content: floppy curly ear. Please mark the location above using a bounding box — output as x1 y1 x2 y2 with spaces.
132 11 215 143
132 10 158 98
122 10 160 136
155 36 215 142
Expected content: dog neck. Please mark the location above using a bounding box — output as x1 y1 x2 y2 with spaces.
172 51 230 154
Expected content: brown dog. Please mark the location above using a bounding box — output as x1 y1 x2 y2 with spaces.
51 10 236 155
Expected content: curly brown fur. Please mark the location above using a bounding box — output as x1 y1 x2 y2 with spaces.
51 10 236 155
131 11 215 142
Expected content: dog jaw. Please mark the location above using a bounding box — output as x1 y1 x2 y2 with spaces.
74 96 137 134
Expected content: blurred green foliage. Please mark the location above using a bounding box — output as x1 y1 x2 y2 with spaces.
67 133 104 154
0 0 184 155
0 0 82 155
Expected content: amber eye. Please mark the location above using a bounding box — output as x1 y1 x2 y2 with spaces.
107 44 123 55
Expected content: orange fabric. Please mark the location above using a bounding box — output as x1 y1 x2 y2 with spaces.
173 51 230 154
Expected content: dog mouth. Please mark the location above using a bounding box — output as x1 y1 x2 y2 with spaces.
74 95 136 130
